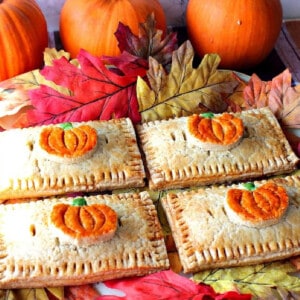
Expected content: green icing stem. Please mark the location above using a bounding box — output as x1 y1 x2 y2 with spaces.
242 182 256 191
200 112 214 119
72 197 87 206
60 122 73 130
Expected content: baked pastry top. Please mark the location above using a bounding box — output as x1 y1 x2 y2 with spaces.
0 118 146 200
137 108 299 190
161 174 300 273
0 191 169 288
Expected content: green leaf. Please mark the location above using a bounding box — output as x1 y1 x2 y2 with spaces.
193 260 300 299
137 41 240 122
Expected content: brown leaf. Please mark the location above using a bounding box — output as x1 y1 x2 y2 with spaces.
137 41 240 122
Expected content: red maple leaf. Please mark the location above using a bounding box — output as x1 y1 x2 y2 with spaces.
96 270 252 300
115 14 177 67
28 50 148 126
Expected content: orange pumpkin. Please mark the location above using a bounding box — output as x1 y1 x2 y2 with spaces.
59 0 167 58
188 112 244 148
186 0 283 70
226 182 288 226
39 123 98 158
0 0 48 81
51 197 118 244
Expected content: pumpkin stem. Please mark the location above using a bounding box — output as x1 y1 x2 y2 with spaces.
72 197 87 206
242 182 256 191
201 112 214 119
60 122 73 130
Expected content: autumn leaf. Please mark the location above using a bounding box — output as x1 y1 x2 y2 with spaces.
193 260 300 299
137 41 241 122
43 48 77 67
0 48 74 130
97 270 251 300
243 69 300 128
28 50 148 126
0 287 64 300
115 13 177 67
64 284 100 300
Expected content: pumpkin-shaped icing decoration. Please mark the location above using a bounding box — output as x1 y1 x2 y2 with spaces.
225 182 289 228
51 197 118 245
187 112 244 151
39 122 97 160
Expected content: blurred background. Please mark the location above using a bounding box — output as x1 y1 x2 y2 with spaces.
36 0 300 32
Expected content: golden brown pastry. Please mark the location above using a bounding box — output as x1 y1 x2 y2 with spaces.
0 191 169 288
137 108 299 190
0 118 146 201
161 174 300 273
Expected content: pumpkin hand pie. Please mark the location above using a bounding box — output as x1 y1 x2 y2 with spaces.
0 118 145 200
161 175 300 273
137 107 299 190
0 191 169 288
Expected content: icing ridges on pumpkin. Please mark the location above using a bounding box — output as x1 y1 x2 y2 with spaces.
187 113 244 151
51 200 118 246
39 124 98 162
225 182 289 228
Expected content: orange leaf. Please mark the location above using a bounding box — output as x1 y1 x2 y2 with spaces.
243 69 300 128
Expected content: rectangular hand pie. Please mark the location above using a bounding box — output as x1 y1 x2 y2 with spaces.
0 191 169 288
161 174 300 273
137 108 299 190
0 118 145 201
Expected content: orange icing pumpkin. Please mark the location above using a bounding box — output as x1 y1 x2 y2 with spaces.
225 182 289 228
51 197 117 245
188 112 244 150
39 123 97 159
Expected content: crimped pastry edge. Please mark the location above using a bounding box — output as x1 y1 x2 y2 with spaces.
0 118 146 201
0 191 169 288
161 174 300 273
137 108 299 190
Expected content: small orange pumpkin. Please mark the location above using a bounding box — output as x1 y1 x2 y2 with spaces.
186 0 283 70
51 197 118 245
188 112 244 149
226 182 288 227
59 0 167 58
39 122 98 158
0 0 48 81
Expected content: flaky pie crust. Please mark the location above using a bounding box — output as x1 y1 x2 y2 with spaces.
137 108 299 190
0 118 145 200
161 175 300 273
0 192 169 288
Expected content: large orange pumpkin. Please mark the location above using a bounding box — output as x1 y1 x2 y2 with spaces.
0 0 48 81
186 0 283 70
59 0 167 58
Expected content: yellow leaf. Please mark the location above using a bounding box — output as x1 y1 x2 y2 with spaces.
193 260 300 299
43 48 79 67
137 41 240 122
0 287 64 300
